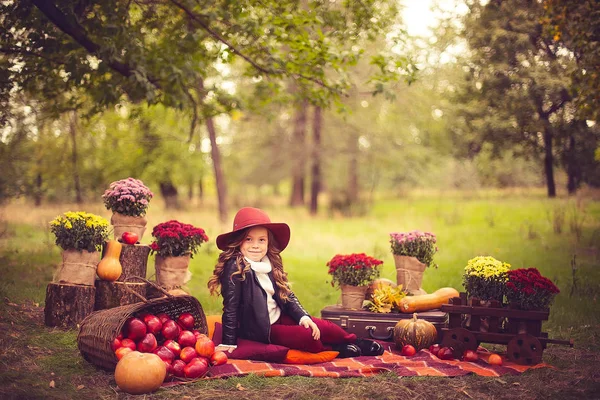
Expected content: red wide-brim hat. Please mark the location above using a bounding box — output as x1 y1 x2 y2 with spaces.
216 207 291 251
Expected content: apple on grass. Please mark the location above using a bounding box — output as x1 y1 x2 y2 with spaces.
121 232 139 245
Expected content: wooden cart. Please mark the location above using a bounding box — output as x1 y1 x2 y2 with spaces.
440 293 573 365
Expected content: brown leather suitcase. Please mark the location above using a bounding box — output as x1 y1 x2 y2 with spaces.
320 305 448 343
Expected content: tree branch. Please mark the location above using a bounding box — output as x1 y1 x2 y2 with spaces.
30 0 161 89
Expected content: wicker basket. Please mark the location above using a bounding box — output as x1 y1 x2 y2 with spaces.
77 276 207 371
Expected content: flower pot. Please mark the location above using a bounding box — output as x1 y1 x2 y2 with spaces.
340 284 368 310
155 255 192 290
54 249 100 286
111 212 147 241
393 255 427 295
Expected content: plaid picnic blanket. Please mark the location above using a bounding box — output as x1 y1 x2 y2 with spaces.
204 347 549 379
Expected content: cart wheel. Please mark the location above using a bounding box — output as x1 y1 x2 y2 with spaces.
441 328 478 359
507 333 543 365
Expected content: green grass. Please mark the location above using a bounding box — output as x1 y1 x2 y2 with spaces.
1 190 599 399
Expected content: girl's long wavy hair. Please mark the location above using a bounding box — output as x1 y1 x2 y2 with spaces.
207 227 291 302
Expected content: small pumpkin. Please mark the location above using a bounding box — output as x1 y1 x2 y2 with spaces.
114 351 166 395
393 313 438 351
97 240 123 281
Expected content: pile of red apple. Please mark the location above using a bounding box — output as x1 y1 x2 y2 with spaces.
111 312 227 379
428 344 479 362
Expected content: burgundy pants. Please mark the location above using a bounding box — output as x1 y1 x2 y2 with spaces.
269 314 357 353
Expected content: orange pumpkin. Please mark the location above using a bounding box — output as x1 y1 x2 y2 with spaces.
114 351 166 395
97 240 123 281
393 313 438 351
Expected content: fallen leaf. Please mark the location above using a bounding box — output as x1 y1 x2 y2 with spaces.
77 385 85 390
461 389 473 399
513 382 520 386
51 372 55 376
34 302 39 307
49 380 55 388
497 379 507 384
236 383 246 391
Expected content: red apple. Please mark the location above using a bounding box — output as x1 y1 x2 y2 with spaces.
137 333 158 353
161 319 181 340
428 344 441 356
154 345 175 363
157 313 171 324
121 232 139 245
210 351 228 366
163 339 181 358
163 360 173 375
184 357 209 378
143 314 163 335
124 317 147 341
116 333 123 340
115 347 133 360
192 330 208 341
401 344 417 357
195 337 215 358
180 346 198 363
111 337 122 352
177 313 195 330
437 346 455 360
120 338 137 351
462 349 479 362
178 330 197 347
171 359 186 377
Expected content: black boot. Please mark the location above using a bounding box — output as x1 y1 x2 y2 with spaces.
331 343 362 358
355 338 385 356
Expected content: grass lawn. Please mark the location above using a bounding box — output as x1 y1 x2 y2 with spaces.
1 189 599 399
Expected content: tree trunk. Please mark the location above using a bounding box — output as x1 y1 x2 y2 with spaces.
44 282 95 328
290 99 309 207
198 79 228 223
113 243 151 282
348 129 360 204
309 106 322 215
94 281 146 310
69 111 83 204
541 121 556 198
159 181 179 209
566 134 577 195
198 177 204 203
34 172 42 206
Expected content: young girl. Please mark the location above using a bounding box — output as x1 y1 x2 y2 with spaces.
207 207 384 358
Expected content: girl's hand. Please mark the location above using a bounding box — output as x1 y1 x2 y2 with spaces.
215 345 236 353
300 318 321 341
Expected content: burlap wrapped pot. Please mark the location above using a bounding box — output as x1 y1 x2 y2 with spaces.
394 255 427 295
110 212 147 241
54 249 100 286
340 284 368 310
155 254 192 290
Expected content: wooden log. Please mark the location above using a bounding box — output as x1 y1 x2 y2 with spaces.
110 243 151 281
94 280 147 310
44 283 95 328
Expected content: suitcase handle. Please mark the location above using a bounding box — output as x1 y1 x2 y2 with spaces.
365 325 394 341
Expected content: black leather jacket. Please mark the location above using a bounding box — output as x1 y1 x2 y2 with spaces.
220 257 310 345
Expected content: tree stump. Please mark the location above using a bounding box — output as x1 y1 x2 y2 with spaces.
113 243 151 281
94 280 147 310
44 283 95 328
